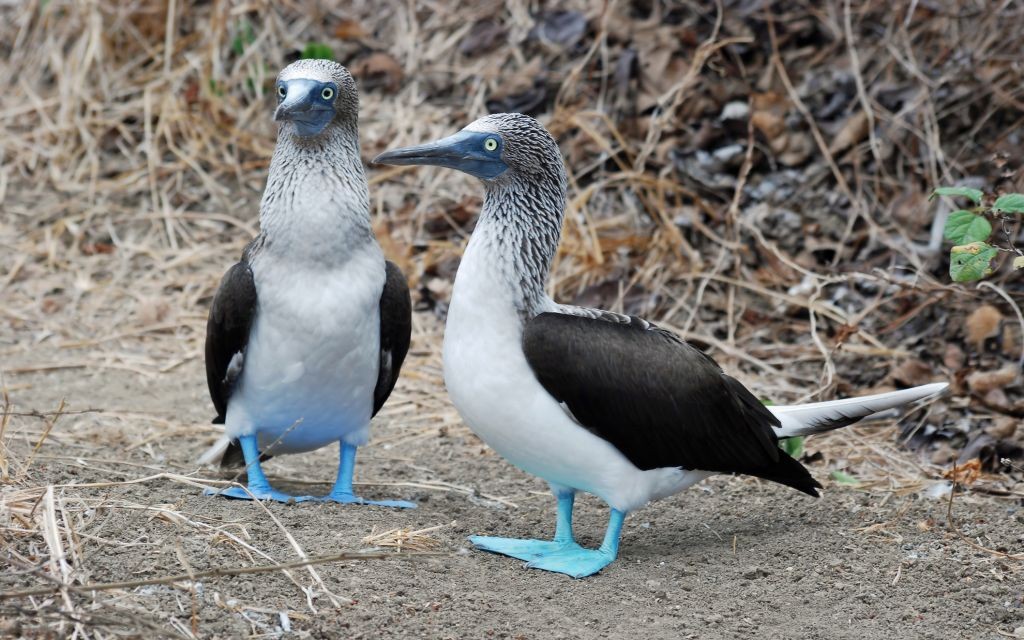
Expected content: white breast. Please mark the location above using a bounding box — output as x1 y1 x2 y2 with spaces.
225 245 384 455
443 236 705 512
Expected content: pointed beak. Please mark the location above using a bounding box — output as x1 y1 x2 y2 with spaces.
273 79 334 136
273 79 319 122
373 130 508 180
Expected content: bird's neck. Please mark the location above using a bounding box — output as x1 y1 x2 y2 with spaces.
466 174 567 316
257 122 374 266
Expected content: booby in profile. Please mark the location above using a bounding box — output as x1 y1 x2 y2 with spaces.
201 59 414 508
374 113 947 576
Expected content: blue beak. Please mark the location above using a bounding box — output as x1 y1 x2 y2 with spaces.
274 79 335 137
373 130 508 180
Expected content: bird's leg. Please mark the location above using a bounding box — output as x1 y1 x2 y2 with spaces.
524 508 626 578
319 442 416 508
552 490 575 544
469 490 582 561
206 434 306 503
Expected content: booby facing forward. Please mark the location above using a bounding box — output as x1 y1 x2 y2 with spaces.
375 113 947 577
201 60 413 508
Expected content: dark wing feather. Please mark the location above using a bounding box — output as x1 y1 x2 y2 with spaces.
523 312 821 496
205 260 257 424
372 261 412 416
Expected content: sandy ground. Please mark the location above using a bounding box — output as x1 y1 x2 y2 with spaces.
1 336 1022 640
3 2 1024 638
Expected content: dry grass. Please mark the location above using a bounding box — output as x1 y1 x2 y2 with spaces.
2 1 1022 412
362 522 452 553
1 0 1023 636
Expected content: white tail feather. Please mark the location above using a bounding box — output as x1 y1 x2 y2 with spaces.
197 435 231 466
771 382 948 438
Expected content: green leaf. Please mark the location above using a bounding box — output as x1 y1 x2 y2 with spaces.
943 210 992 245
829 470 859 486
301 42 335 61
949 242 999 282
231 20 255 56
993 193 1024 213
930 186 983 204
207 78 224 97
764 399 805 457
779 436 805 458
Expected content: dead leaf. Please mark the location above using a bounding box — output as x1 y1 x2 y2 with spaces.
777 132 814 166
986 416 1018 440
486 77 547 115
958 433 1022 471
460 20 505 56
965 304 1003 350
943 458 981 485
334 19 367 40
751 92 812 165
532 11 587 49
637 52 690 110
750 92 788 139
80 241 115 255
984 387 1009 407
930 441 956 465
943 343 966 370
966 365 1019 394
889 359 935 387
351 52 403 93
828 110 869 154
486 58 548 115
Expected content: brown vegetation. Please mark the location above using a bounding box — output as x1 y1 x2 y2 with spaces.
1 1 1022 637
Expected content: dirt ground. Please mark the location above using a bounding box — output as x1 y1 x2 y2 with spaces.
1 336 1021 640
3 1 1024 638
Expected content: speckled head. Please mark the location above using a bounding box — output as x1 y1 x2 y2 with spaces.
463 113 564 180
373 113 565 185
274 59 358 137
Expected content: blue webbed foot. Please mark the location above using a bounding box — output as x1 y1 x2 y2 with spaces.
204 485 310 503
468 536 579 561
517 508 625 578
203 435 311 503
319 491 416 509
321 443 416 508
525 546 616 578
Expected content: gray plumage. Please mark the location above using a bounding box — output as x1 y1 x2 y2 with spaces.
375 111 949 509
202 60 412 506
258 61 371 269
461 114 567 317
373 111 947 577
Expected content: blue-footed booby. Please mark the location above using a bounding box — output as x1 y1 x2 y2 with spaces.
374 113 948 577
200 59 414 508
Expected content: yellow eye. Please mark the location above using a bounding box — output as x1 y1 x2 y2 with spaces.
277 85 287 98
484 137 498 152
321 87 334 100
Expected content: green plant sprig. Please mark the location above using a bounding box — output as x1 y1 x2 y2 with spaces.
931 187 1024 282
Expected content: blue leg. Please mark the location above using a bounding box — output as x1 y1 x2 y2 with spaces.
204 435 307 503
318 442 415 508
525 508 626 578
469 491 581 561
